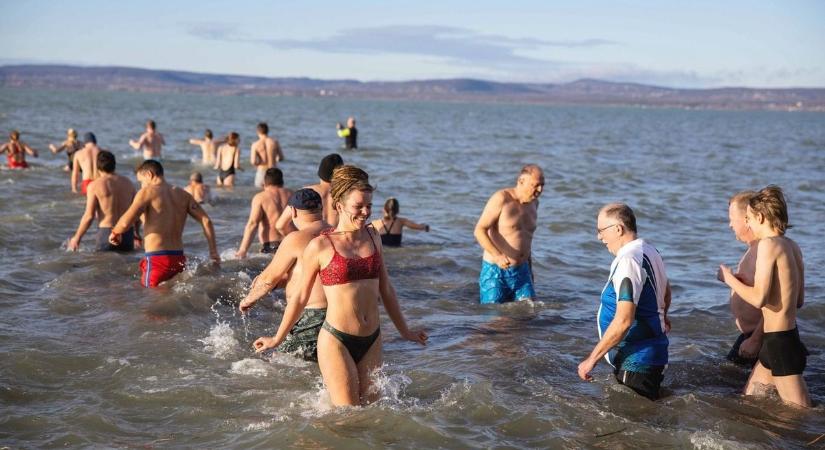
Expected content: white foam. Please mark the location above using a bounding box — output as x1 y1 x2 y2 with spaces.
230 358 271 377
200 322 241 359
220 248 239 261
243 421 272 431
689 431 749 450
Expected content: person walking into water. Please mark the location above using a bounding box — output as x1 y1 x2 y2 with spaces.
129 120 165 161
370 197 430 247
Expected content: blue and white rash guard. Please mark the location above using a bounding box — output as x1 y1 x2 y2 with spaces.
598 238 669 372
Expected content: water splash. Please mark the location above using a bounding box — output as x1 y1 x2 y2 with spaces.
199 322 241 359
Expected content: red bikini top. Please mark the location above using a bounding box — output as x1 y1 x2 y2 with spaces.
319 228 382 286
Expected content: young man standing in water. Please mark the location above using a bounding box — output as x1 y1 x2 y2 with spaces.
241 189 329 361
474 164 544 303
578 203 671 401
129 120 165 161
188 129 217 165
724 191 763 365
236 168 292 258
251 122 283 188
71 133 100 195
109 160 220 288
719 185 810 407
68 151 138 252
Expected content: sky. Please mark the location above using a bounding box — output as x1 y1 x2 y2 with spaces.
1 0 824 88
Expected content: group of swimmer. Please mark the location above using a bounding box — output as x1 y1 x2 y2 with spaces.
2 117 812 409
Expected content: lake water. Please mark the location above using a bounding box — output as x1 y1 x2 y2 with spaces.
1 88 824 448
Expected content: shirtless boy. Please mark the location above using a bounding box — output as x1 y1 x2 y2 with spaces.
474 164 544 303
185 172 211 204
67 151 138 252
71 133 100 195
110 160 220 288
1 130 38 169
239 188 328 361
236 168 292 258
215 132 240 187
251 122 283 187
129 120 165 161
719 185 810 407
188 129 217 165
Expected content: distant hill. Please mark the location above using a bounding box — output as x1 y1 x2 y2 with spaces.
1 65 824 111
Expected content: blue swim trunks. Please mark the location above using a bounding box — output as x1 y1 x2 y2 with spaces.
479 260 536 304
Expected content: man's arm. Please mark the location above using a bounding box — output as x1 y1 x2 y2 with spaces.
473 191 510 268
275 206 296 236
720 239 778 309
23 143 38 157
186 195 220 264
663 281 672 333
236 196 263 258
239 235 298 313
578 300 635 381
273 140 283 163
71 155 80 193
250 142 260 166
337 128 350 138
233 143 241 169
68 188 99 251
129 134 146 150
189 138 204 146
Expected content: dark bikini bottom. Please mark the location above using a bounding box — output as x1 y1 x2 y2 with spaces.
322 321 380 364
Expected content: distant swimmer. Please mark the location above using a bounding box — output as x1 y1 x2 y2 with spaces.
184 172 211 205
370 197 430 247
1 130 39 169
214 132 240 187
71 133 100 195
275 153 343 235
253 165 426 406
718 185 810 407
474 164 544 303
251 122 283 188
336 117 357 150
109 160 220 288
578 203 672 401
129 119 165 161
68 151 139 252
240 189 328 361
724 191 762 366
49 128 83 172
236 168 292 258
188 129 217 165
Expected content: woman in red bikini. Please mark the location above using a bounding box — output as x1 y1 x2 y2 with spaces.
254 165 427 406
1 130 39 169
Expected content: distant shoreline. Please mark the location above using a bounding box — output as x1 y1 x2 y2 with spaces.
2 64 824 112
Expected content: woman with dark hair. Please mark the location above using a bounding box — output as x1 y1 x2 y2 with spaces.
370 197 430 247
254 165 427 406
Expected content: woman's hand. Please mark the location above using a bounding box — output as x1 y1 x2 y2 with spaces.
402 328 428 346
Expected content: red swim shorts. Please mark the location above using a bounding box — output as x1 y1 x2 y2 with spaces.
139 250 187 287
81 179 94 195
7 159 29 169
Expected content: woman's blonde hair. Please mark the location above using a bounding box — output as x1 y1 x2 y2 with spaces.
330 165 373 207
749 185 791 234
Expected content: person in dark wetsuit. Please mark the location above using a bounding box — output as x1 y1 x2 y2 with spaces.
369 197 430 247
50 128 84 172
254 165 427 406
336 117 358 150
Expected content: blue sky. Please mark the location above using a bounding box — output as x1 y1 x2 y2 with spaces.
1 0 823 88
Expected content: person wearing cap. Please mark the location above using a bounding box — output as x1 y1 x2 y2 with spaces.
71 132 100 195
67 150 139 252
274 153 344 236
0 130 38 169
236 168 292 258
240 188 329 361
129 119 165 161
50 128 83 172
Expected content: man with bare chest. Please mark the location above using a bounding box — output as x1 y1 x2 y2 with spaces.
251 122 283 187
129 120 165 161
236 168 292 258
474 164 544 303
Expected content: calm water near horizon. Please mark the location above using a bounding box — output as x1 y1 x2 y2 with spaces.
1 88 824 448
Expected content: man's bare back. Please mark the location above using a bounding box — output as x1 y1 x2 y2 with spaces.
756 236 804 332
257 187 291 243
92 174 136 228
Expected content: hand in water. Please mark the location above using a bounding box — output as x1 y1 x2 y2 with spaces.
109 232 122 246
235 250 247 259
67 236 80 252
577 358 596 381
402 328 428 346
253 336 278 353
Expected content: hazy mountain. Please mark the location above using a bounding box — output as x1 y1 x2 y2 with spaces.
2 65 823 111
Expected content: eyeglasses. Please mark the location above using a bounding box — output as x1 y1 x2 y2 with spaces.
597 223 620 235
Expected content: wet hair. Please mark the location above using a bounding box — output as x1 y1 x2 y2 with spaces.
383 197 399 220
519 164 543 180
10 130 20 141
728 190 757 213
191 172 203 183
264 167 284 187
330 165 373 207
599 203 637 234
318 153 344 182
135 159 164 177
257 122 269 135
147 120 156 130
204 129 213 139
97 150 116 173
227 132 239 146
749 185 791 234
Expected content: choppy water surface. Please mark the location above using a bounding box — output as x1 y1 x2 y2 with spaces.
1 88 824 448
